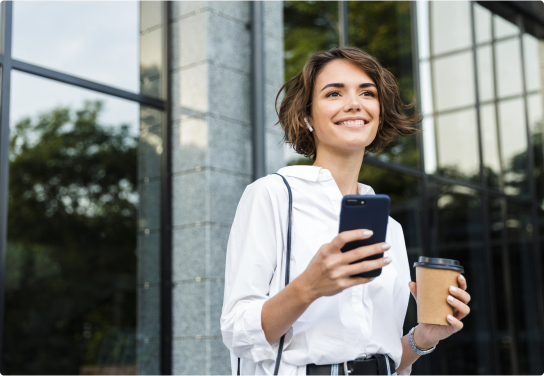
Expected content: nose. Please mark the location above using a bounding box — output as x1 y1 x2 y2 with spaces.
343 93 362 113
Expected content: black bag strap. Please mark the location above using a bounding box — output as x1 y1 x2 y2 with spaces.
238 173 293 376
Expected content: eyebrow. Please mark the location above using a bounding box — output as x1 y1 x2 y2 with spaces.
320 82 377 92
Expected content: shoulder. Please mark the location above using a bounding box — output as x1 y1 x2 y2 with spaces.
239 173 290 207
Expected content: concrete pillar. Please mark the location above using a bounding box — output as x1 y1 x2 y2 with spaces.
169 2 284 374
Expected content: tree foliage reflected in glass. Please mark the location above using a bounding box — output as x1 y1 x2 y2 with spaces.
348 1 419 169
284 1 339 82
4 101 138 375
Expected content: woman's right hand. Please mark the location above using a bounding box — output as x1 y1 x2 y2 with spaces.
296 229 392 303
262 229 391 344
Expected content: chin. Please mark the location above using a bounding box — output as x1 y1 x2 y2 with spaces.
337 139 369 152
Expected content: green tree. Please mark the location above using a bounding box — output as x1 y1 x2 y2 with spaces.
4 101 137 374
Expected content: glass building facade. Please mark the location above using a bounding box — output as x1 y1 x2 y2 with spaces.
284 2 544 375
0 1 543 375
0 2 167 374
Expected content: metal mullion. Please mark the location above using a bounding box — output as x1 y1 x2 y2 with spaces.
251 1 265 180
517 13 544 363
470 3 500 373
0 2 11 373
426 4 442 374
160 1 172 374
427 3 441 178
489 18 506 193
11 59 166 110
364 157 423 179
432 104 476 117
429 46 473 61
339 1 348 47
410 2 430 261
428 173 483 192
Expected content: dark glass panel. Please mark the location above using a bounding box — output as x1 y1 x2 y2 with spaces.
529 93 544 203
3 72 143 375
348 1 419 169
428 183 493 375
358 164 422 251
488 195 514 374
490 198 544 374
504 202 543 375
283 1 338 81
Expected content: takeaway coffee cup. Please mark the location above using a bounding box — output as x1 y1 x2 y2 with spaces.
413 257 465 326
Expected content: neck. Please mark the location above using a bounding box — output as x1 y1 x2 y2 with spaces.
313 146 365 196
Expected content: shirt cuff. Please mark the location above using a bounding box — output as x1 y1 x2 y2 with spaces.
243 299 294 363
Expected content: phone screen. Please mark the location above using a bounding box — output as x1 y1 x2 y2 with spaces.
338 194 390 278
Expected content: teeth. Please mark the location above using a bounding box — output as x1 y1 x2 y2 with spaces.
338 120 365 125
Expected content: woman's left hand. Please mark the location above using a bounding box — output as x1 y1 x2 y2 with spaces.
408 274 471 349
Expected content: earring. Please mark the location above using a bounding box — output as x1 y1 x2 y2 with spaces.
304 117 313 132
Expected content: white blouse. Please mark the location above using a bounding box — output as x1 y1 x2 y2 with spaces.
221 165 412 375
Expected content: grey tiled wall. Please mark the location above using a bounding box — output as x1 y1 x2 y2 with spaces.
170 2 284 374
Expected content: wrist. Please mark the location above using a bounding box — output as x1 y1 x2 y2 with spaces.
291 274 319 305
414 325 439 350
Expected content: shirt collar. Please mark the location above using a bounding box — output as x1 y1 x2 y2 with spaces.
276 165 323 182
276 165 375 195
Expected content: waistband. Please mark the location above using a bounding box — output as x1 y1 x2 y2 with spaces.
306 354 395 375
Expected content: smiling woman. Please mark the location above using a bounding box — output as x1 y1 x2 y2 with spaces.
221 46 472 376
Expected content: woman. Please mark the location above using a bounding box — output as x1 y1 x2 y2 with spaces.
221 47 471 375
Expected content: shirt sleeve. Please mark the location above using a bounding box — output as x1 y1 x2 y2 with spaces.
390 219 413 375
220 177 293 363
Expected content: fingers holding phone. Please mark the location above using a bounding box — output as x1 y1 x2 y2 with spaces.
298 230 391 301
342 241 393 279
339 195 391 278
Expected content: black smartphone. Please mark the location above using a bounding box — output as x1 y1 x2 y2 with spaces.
338 194 390 278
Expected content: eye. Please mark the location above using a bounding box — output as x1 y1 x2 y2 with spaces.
325 91 340 98
361 91 375 97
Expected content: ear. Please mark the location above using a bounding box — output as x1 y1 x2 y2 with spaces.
304 117 314 132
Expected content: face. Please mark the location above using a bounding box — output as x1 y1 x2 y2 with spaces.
308 59 380 156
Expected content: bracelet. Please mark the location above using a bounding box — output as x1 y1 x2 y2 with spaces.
408 326 436 355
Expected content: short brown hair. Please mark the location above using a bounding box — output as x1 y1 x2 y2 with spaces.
275 46 421 159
